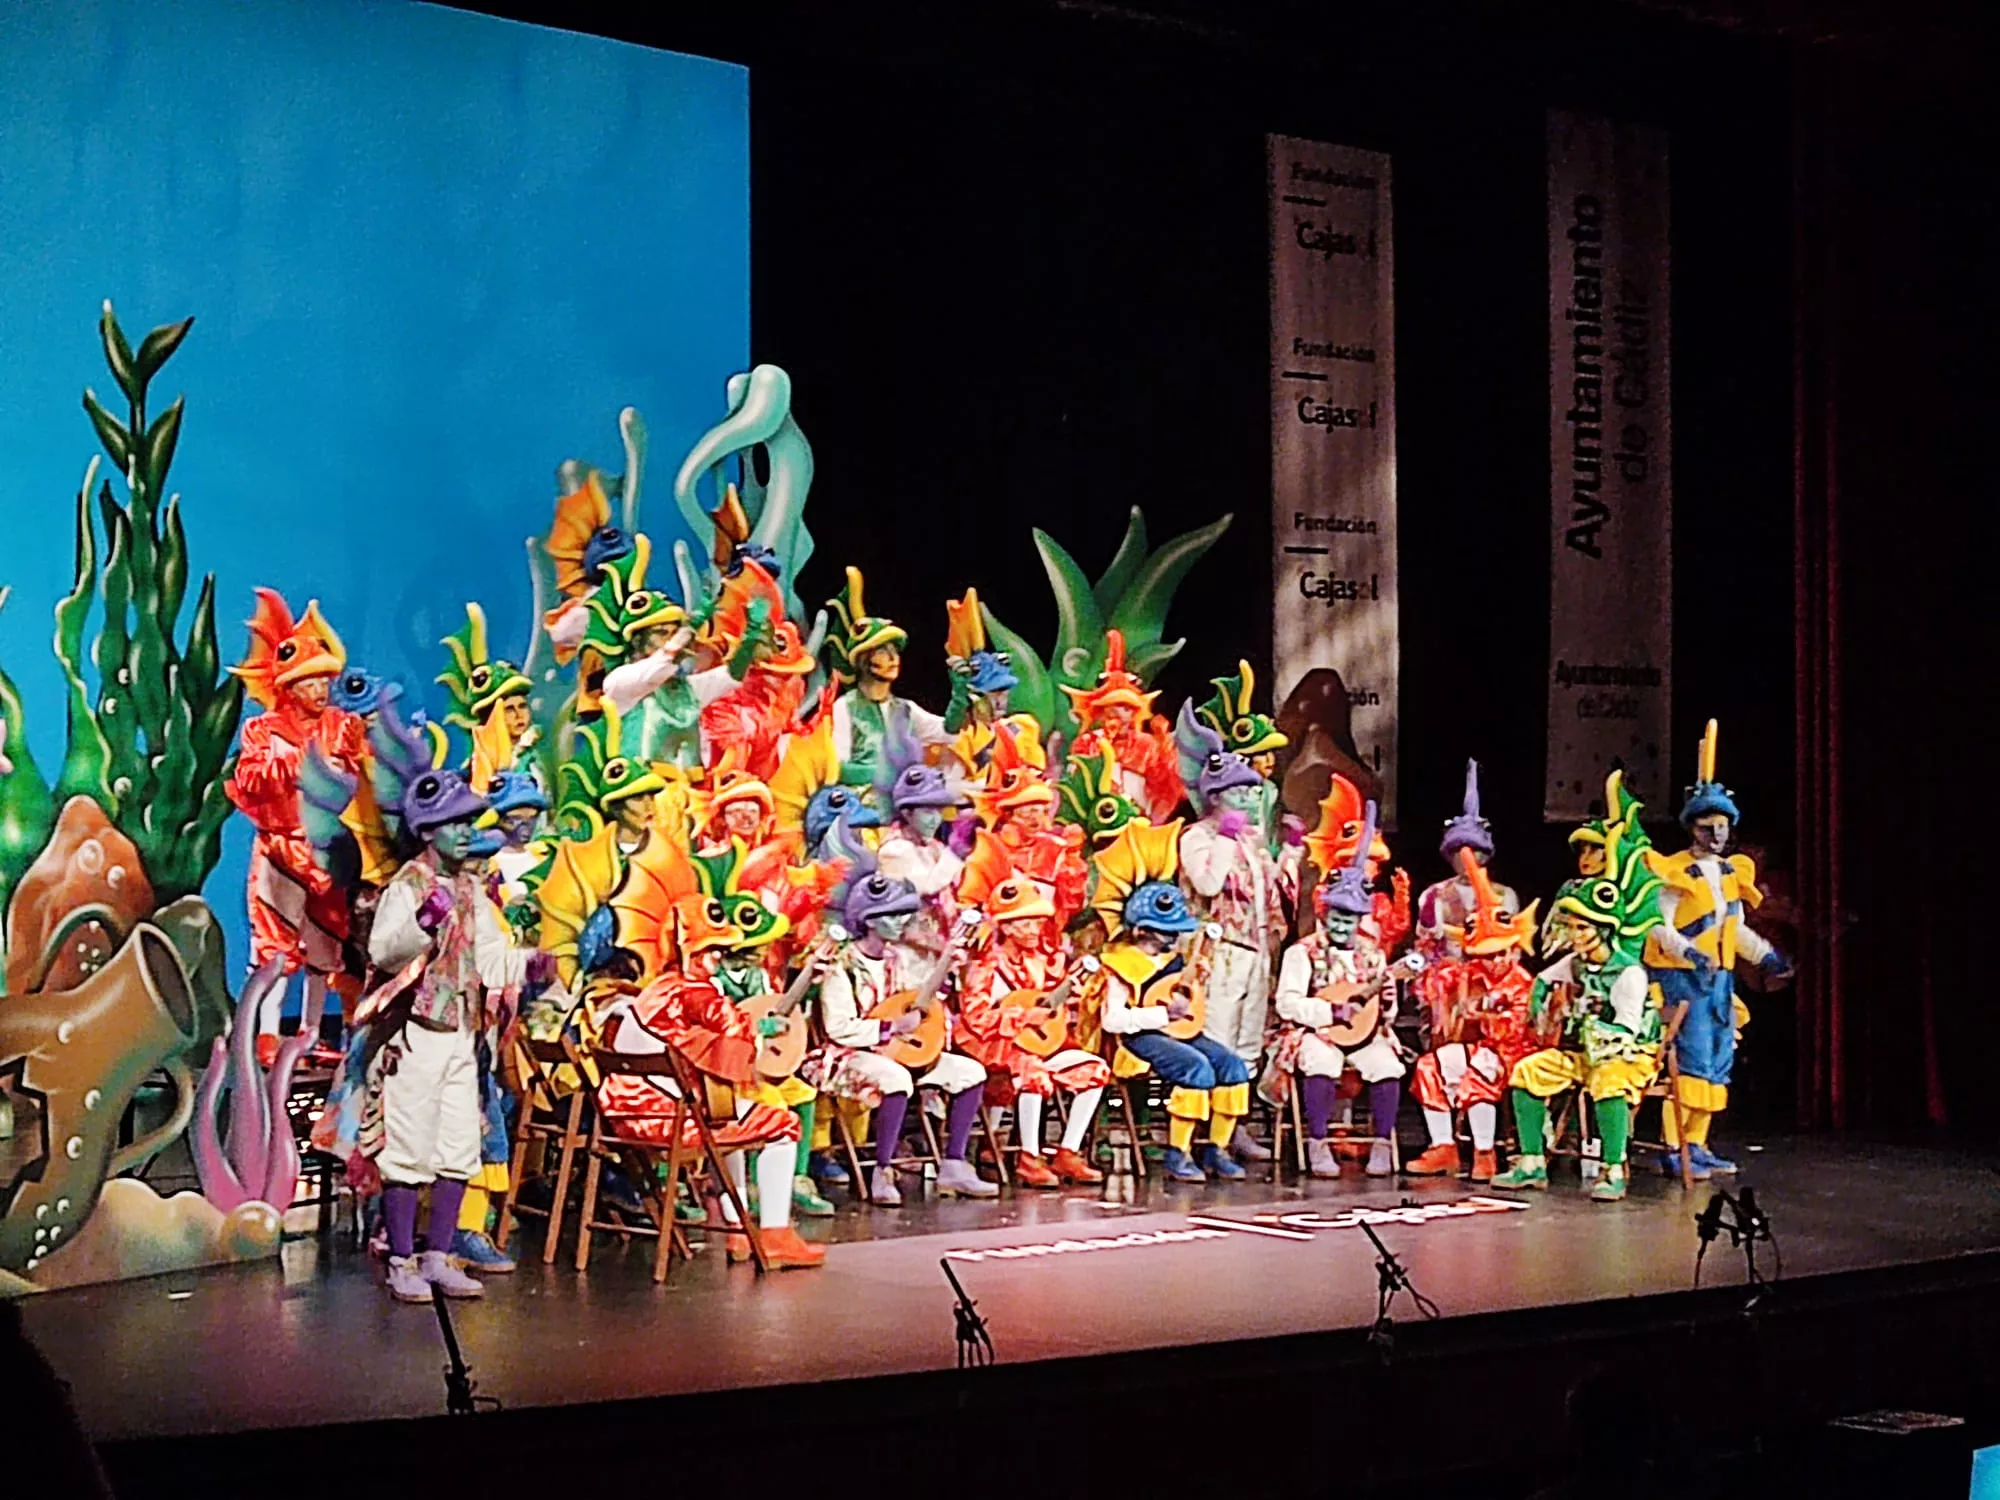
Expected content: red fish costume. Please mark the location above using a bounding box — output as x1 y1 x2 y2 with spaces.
224 589 366 984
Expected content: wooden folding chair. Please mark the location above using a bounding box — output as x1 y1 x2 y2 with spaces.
1105 1077 1154 1182
574 1045 769 1282
493 1035 588 1264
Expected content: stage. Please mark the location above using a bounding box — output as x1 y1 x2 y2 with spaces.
21 1133 2000 1496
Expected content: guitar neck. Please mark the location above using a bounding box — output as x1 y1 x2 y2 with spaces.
911 929 974 1011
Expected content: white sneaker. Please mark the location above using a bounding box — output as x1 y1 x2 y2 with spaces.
1307 1138 1342 1179
1366 1141 1395 1177
1230 1126 1274 1163
419 1248 484 1298
869 1167 904 1206
385 1255 431 1304
936 1159 999 1199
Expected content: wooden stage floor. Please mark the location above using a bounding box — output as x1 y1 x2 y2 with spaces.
20 1133 2000 1446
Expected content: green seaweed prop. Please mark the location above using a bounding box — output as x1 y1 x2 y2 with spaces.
0 304 244 927
672 366 818 624
981 507 1232 743
0 590 58 927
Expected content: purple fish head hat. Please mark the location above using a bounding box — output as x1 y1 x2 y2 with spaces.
1318 799 1380 920
1174 701 1261 811
1439 758 1495 864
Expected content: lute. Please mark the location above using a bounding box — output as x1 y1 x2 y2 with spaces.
1313 951 1427 1049
1162 922 1224 1041
737 931 841 1082
867 910 982 1070
999 956 1101 1059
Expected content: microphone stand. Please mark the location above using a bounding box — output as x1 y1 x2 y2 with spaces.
941 1258 995 1369
1693 1186 1778 1310
431 1284 487 1415
1360 1218 1440 1358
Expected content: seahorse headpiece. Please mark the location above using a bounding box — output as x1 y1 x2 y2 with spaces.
544 468 633 599
945 588 1018 697
1678 719 1740 827
1304 771 1391 876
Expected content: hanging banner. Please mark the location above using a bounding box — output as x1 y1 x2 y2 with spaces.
1267 135 1398 821
1544 111 1672 822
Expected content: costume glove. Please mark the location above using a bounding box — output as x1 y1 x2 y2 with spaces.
416 887 454 932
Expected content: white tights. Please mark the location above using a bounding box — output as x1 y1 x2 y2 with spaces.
994 1086 1106 1155
1421 1101 1499 1151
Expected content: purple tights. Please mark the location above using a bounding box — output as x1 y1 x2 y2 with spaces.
945 1084 986 1161
429 1178 466 1252
383 1178 466 1258
383 1184 420 1258
1302 1074 1338 1139
874 1092 910 1166
1368 1079 1402 1144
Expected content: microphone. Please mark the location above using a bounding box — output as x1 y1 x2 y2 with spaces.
1696 1191 1728 1246
1737 1186 1765 1238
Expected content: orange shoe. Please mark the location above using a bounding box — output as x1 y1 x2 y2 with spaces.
1049 1147 1104 1184
1405 1143 1462 1176
758 1226 827 1270
725 1231 753 1263
1014 1152 1061 1189
1470 1149 1498 1182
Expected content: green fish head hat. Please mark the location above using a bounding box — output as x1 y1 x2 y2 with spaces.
438 602 533 730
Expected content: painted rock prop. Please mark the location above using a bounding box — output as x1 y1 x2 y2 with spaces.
3 796 154 997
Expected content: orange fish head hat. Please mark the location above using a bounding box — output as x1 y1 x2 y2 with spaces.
1457 846 1537 957
231 587 346 710
674 890 748 962
1060 629 1158 735
1304 772 1390 877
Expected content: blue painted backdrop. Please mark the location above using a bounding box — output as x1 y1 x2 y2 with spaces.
0 0 748 990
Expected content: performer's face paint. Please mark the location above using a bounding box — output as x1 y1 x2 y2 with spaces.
722 800 765 838
906 807 945 841
502 696 532 740
1321 910 1361 948
715 948 762 983
502 809 540 848
431 819 482 870
614 798 652 837
869 911 913 943
1249 751 1277 778
1218 783 1263 816
1556 912 1609 962
1008 802 1051 836
1104 705 1137 736
864 644 902 684
1575 844 1607 876
999 916 1043 947
1691 814 1732 856
294 677 330 713
973 688 1007 721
